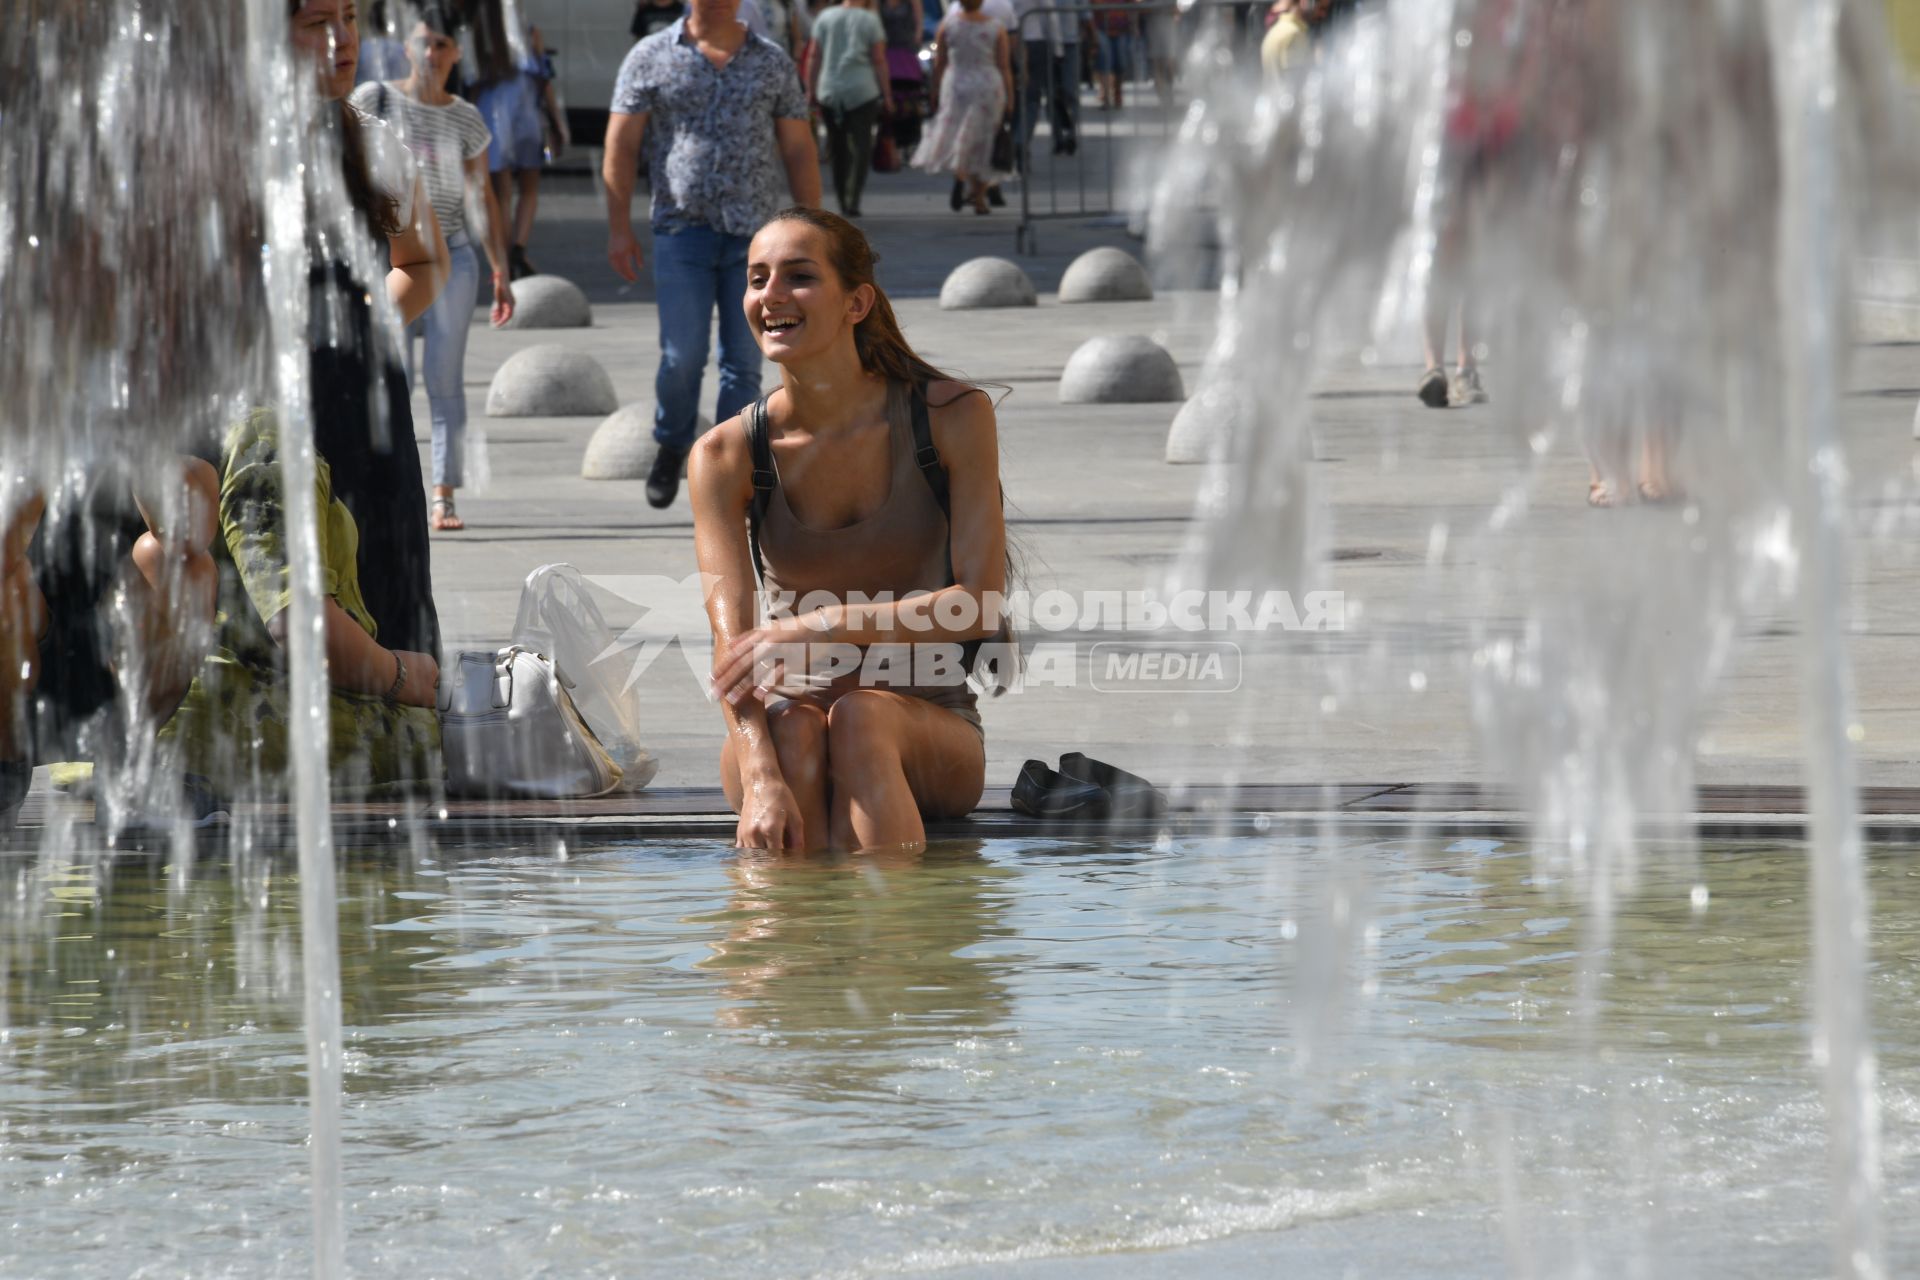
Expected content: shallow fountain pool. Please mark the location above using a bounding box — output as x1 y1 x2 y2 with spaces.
3 834 1918 1278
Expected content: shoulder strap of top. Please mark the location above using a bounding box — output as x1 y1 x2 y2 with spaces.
909 382 950 517
743 394 778 585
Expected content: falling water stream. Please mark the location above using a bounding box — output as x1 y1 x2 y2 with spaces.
3 1 1919 1275
1155 1 1915 1273
1770 1 1882 1271
242 3 346 1273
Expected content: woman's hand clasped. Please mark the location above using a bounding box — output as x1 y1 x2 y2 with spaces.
710 616 831 706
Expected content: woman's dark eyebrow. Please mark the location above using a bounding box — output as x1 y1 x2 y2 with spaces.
748 257 820 272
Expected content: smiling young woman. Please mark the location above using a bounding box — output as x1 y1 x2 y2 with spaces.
688 208 1008 854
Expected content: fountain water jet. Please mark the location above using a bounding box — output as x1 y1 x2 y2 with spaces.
1154 0 1917 1271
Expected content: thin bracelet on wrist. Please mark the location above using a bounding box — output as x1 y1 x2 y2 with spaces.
384 650 408 702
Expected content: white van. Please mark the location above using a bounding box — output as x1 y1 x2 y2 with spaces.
519 0 638 145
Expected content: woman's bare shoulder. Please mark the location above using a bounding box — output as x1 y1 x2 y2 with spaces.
925 378 991 413
924 380 997 458
689 413 753 496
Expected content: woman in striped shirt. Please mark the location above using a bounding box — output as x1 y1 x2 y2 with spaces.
352 4 517 532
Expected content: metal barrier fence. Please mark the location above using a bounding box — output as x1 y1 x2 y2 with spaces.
1007 0 1252 254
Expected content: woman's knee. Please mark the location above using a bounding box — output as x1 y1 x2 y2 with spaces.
825 690 902 778
769 700 828 754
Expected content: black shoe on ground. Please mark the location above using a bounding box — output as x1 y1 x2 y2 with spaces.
646 442 689 509
987 186 1005 207
949 179 965 212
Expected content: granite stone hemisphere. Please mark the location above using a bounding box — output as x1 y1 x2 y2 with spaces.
1057 246 1154 303
1058 335 1186 404
485 345 619 417
1166 383 1248 464
583 405 715 479
939 257 1039 310
498 274 593 329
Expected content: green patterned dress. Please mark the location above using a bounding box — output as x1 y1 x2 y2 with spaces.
160 412 441 796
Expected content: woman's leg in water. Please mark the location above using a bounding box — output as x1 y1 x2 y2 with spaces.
825 688 985 851
720 699 832 852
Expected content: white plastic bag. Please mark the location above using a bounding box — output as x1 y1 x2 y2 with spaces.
512 564 660 790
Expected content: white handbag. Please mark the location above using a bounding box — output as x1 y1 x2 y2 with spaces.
513 564 660 790
438 646 624 799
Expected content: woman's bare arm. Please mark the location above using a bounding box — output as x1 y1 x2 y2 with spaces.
267 600 439 706
387 173 448 325
689 417 783 774
463 153 516 325
995 28 1012 110
871 37 894 113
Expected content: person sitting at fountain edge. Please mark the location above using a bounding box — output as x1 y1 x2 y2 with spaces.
157 411 442 797
0 464 222 823
690 209 1011 853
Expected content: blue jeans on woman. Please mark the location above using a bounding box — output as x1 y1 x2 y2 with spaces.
652 224 762 449
405 233 479 488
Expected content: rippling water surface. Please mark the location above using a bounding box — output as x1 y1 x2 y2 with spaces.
3 835 1918 1277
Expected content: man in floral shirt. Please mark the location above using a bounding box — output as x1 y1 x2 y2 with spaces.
604 0 822 508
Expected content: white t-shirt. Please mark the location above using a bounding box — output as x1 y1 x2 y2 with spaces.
350 83 493 240
944 0 1018 38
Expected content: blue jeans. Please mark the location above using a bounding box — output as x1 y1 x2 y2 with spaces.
652 224 761 450
405 234 479 488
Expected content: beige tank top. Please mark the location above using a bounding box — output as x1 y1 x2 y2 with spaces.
754 383 980 717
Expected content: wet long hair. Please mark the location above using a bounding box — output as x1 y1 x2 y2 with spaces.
288 0 402 238
763 207 983 406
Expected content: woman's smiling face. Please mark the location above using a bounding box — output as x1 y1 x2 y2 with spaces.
745 222 872 364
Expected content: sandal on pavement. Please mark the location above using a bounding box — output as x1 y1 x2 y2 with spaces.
1057 752 1168 819
1011 758 1109 819
430 496 465 531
